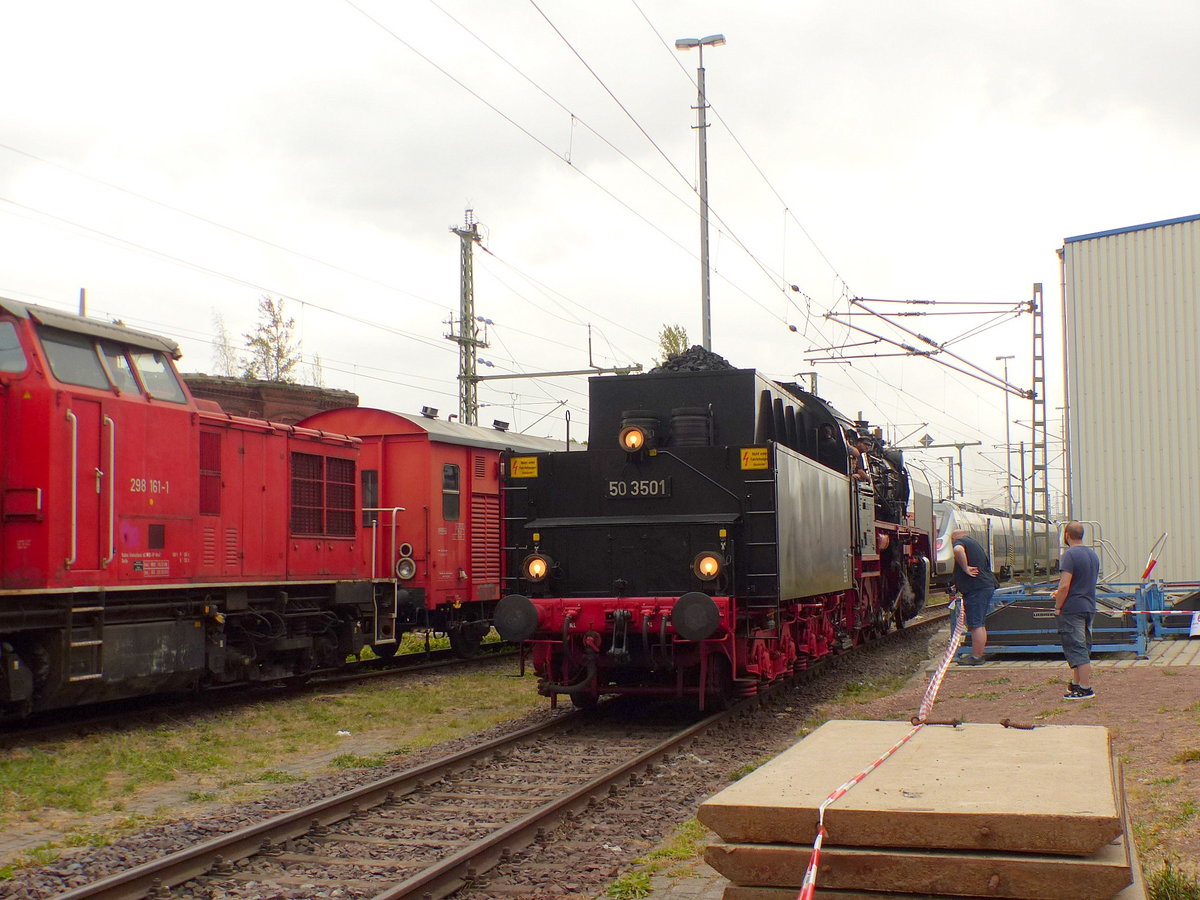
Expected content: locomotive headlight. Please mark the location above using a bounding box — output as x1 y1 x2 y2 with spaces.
395 557 417 580
692 552 724 582
523 553 552 582
618 425 647 452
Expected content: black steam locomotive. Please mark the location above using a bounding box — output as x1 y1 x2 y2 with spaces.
494 359 934 709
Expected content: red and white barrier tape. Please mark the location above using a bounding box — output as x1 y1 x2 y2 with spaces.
918 603 966 722
796 605 966 900
1141 532 1168 580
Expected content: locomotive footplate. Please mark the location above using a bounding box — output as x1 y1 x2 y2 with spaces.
964 583 1149 658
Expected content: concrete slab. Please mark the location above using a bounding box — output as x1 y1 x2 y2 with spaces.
705 837 1132 900
697 721 1121 856
717 815 1147 900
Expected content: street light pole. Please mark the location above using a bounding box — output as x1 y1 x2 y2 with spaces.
675 33 725 351
996 354 1014 514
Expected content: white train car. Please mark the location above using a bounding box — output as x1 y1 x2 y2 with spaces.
933 501 1058 586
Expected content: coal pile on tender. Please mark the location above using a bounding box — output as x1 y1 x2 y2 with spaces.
698 720 1146 900
651 345 736 373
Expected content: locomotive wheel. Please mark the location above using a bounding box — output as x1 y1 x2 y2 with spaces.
703 654 734 711
448 621 490 658
371 641 400 659
570 690 599 709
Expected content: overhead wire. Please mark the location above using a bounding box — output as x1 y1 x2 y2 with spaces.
0 142 448 312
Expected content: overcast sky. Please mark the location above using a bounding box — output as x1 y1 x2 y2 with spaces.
3 1 1197 509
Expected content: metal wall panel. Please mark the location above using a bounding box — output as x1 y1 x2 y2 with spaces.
1063 215 1200 582
775 444 853 597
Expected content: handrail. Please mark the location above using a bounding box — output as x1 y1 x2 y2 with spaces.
102 415 115 567
363 507 406 646
66 409 78 568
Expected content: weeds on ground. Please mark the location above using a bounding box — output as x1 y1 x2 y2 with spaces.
1147 858 1200 900
258 769 302 784
63 828 113 848
1167 800 1197 827
605 819 712 898
837 675 909 703
330 753 390 769
729 757 772 781
1034 706 1067 719
637 819 709 868
605 871 652 899
1171 749 1200 764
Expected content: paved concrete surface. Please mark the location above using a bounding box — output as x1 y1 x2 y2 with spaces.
597 633 1200 899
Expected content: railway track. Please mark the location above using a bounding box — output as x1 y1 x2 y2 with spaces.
32 610 951 900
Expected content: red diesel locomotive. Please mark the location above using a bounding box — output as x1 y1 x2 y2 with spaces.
0 299 557 718
493 363 935 709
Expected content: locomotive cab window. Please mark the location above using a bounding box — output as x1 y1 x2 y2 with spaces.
442 464 461 521
38 327 110 390
0 321 27 372
99 342 140 394
130 350 187 402
361 469 379 526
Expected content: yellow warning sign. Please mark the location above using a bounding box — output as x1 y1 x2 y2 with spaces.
509 456 539 478
740 448 769 470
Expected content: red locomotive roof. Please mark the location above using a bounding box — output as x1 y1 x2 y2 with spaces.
298 407 566 453
198 407 360 445
0 297 181 358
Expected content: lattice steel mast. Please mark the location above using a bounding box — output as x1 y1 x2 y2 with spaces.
448 210 488 425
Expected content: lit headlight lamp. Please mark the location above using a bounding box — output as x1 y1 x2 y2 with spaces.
522 553 553 582
692 552 725 582
618 425 648 452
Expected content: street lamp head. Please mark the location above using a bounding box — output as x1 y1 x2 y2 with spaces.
675 34 726 51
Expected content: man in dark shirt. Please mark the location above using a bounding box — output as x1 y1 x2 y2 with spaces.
1051 521 1101 700
952 529 996 665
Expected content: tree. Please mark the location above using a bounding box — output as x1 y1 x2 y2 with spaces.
242 296 301 382
211 311 240 377
657 323 689 364
309 353 326 389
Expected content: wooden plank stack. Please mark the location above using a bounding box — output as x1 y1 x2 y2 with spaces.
698 720 1145 899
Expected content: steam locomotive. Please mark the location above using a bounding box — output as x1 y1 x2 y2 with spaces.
0 298 557 718
494 360 934 709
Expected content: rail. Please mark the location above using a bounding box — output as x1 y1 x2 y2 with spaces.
39 614 951 900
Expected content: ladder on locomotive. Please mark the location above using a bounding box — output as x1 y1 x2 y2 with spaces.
68 602 104 683
741 476 781 611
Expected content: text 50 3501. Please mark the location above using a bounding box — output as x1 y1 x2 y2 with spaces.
606 478 671 498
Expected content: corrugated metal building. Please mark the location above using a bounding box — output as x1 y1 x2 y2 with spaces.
1061 213 1200 582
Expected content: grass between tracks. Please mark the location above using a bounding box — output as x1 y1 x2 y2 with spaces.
0 655 542 877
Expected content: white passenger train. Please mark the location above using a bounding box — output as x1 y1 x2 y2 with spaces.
933 500 1058 586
